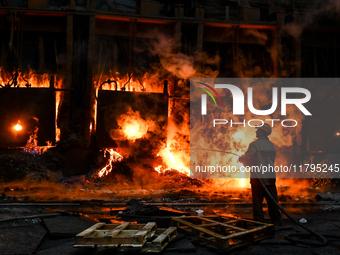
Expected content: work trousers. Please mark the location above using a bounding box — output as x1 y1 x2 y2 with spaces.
251 183 282 226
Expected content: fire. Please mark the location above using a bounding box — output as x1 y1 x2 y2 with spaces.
122 122 145 140
96 73 163 93
22 125 53 155
55 90 62 142
115 108 155 141
13 122 22 131
154 165 162 173
239 163 245 188
155 146 190 176
191 125 253 188
98 149 124 177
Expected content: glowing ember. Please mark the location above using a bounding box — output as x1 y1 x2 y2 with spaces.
98 149 124 177
336 132 340 136
13 122 22 131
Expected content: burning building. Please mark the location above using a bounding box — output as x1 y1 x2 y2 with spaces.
0 0 339 195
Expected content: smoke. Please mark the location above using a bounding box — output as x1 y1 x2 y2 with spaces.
230 29 279 78
149 32 220 79
283 0 340 38
244 29 268 46
149 34 195 79
144 32 220 171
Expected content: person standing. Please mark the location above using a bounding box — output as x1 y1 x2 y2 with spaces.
239 123 282 226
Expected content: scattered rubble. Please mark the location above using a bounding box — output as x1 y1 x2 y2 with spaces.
299 218 307 224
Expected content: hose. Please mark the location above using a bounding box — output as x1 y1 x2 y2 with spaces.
256 174 328 247
195 148 329 246
192 148 240 157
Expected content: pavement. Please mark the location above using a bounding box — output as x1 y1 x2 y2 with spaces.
1 202 340 255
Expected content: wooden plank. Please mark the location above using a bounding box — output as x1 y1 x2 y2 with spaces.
197 223 220 227
85 230 111 238
152 227 177 244
74 244 95 248
108 222 130 237
101 224 152 230
119 230 141 237
237 218 272 226
218 222 247 232
110 234 146 245
221 220 239 224
197 217 247 232
76 223 105 238
220 225 272 240
148 227 178 252
120 243 144 248
173 218 223 238
134 222 156 238
101 224 120 230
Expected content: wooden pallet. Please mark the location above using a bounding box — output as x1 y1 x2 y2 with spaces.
75 222 157 246
171 216 274 251
74 223 177 253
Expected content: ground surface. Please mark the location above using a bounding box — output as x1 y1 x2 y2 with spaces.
1 201 340 255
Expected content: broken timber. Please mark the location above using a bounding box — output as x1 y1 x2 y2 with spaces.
171 216 274 251
74 222 177 253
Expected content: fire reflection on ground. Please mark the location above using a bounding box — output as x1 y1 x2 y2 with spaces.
0 175 330 204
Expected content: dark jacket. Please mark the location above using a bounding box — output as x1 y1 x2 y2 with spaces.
239 137 277 185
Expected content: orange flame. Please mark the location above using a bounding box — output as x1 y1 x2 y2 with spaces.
96 73 163 93
155 146 190 176
113 108 155 141
98 149 124 177
122 123 145 140
239 163 245 188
